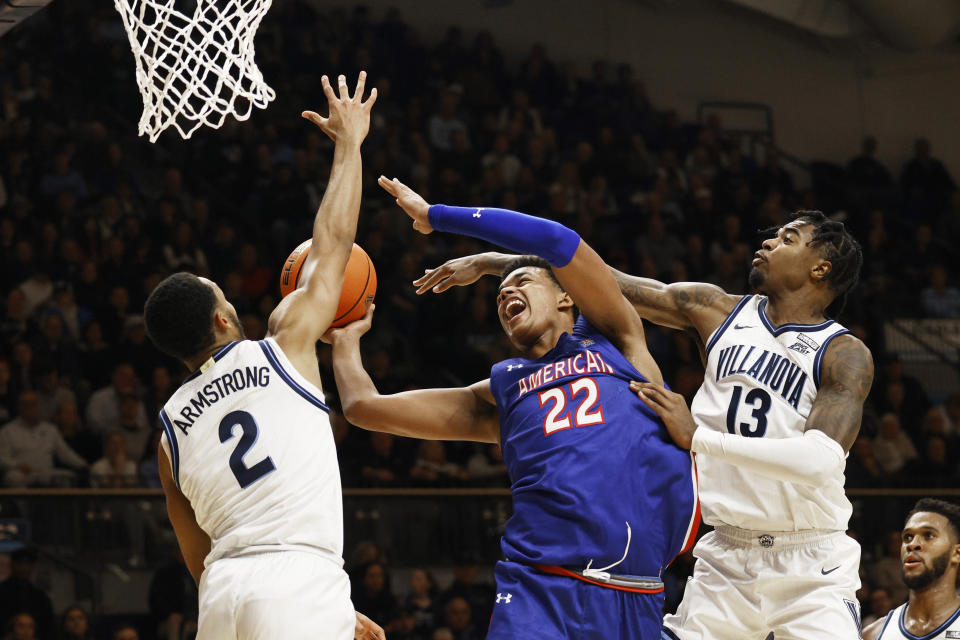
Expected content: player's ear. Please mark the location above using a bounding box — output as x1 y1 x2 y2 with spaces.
811 259 832 283
212 309 233 332
556 290 574 312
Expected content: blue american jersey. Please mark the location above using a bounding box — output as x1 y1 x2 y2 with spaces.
490 316 700 578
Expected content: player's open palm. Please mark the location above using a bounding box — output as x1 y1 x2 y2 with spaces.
322 304 375 345
631 381 698 450
302 71 377 145
378 176 433 234
413 255 488 294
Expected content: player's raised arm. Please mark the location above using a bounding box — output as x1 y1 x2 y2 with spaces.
326 306 499 443
379 176 662 382
268 72 377 356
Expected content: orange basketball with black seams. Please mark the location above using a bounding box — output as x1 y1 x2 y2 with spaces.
280 240 377 327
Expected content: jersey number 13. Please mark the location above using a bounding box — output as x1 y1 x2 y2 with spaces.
726 385 772 437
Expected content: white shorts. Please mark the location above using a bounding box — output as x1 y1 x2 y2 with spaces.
197 549 354 640
663 527 862 640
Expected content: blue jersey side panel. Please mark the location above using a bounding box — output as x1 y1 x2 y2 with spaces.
490 316 697 577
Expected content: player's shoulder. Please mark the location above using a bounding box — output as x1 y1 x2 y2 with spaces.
861 614 886 640
820 332 873 380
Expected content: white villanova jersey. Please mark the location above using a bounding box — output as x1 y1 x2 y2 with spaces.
692 295 853 531
876 603 960 639
159 338 343 566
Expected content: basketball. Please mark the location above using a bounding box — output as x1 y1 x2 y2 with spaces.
280 240 377 327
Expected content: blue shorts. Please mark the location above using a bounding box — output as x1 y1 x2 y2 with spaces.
487 561 664 639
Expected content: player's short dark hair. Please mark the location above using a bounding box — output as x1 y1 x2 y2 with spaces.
143 272 217 361
500 255 564 290
791 210 863 317
907 498 960 543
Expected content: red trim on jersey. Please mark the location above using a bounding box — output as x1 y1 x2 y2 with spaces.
667 452 702 569
681 453 702 555
530 563 665 594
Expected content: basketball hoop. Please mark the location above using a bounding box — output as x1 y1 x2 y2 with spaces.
113 0 276 142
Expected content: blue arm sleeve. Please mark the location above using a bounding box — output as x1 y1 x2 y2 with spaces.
427 205 581 267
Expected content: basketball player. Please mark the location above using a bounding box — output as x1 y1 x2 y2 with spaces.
327 177 699 639
143 73 384 640
415 211 873 639
863 499 960 640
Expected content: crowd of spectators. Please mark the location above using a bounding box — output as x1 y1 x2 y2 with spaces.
1 1 959 637
1 1 957 493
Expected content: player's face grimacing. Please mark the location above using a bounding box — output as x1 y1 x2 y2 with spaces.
748 222 828 294
496 267 572 348
900 512 960 591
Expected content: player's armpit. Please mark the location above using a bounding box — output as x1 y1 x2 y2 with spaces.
158 446 211 585
804 334 874 453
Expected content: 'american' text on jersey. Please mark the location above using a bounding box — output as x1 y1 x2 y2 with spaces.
516 350 615 398
172 366 271 434
715 344 808 410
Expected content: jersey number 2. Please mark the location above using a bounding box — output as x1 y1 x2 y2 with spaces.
726 386 771 437
538 378 605 435
219 410 276 489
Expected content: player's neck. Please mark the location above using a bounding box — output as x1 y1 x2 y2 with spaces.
518 322 573 360
762 292 828 327
905 581 960 630
184 339 237 372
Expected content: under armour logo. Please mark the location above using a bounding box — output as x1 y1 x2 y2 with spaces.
473 208 484 218
506 364 524 371
496 593 512 604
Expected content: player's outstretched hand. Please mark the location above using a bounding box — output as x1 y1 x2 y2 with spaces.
322 304 375 345
302 71 377 145
631 381 697 450
378 175 433 234
354 611 386 640
413 252 506 294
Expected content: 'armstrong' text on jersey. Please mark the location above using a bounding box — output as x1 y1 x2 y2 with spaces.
170 366 271 434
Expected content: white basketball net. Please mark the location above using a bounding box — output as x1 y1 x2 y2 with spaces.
114 0 276 142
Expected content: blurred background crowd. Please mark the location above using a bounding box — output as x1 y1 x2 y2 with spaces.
0 1 958 638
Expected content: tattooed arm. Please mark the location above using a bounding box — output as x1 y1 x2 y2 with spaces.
608 269 740 339
804 334 874 452
414 253 740 341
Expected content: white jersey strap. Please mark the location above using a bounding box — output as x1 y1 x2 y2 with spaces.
704 295 754 357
